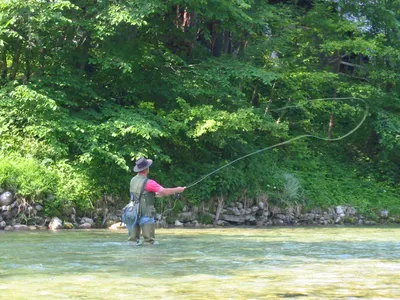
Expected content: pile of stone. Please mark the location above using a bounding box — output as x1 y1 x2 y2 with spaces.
169 200 398 227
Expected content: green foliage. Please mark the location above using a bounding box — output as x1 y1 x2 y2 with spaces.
0 155 56 200
198 213 214 225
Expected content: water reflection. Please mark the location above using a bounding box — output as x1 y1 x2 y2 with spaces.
0 227 399 299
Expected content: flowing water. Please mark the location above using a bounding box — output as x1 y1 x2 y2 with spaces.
0 227 399 299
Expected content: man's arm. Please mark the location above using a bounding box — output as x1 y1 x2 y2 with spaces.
156 186 186 197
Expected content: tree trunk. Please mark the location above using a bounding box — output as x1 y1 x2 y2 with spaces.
0 47 7 79
39 48 45 77
328 114 334 139
214 194 224 225
25 49 31 82
9 47 21 80
223 30 231 54
250 84 258 106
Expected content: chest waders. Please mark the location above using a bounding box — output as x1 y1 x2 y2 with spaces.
129 174 157 245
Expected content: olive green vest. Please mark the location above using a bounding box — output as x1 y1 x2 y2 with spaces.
129 174 156 217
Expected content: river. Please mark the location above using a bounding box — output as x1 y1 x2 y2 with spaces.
1 227 399 299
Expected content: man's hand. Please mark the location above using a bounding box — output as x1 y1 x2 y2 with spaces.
176 186 186 193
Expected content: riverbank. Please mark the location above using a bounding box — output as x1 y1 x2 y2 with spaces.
1 188 399 231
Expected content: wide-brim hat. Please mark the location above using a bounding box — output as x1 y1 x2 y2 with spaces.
133 157 153 172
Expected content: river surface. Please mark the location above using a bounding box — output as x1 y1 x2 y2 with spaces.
0 227 399 299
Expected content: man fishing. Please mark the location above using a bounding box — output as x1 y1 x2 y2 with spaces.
128 157 185 245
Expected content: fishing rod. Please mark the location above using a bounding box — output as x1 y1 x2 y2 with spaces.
162 97 368 215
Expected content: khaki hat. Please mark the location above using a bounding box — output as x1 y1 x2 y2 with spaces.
133 157 153 172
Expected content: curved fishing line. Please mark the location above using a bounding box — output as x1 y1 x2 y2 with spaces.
185 97 369 189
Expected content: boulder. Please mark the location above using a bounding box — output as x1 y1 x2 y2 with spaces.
109 222 126 230
29 226 37 230
0 220 6 229
79 223 92 229
35 204 43 212
4 225 13 231
0 192 14 206
258 201 265 210
13 225 29 230
221 214 245 224
380 210 389 218
346 207 357 216
246 216 257 225
174 220 184 227
49 217 63 230
226 207 241 216
215 220 227 226
80 217 94 226
64 222 75 229
336 206 344 216
177 212 194 223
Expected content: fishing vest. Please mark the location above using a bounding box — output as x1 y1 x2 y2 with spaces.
129 174 156 218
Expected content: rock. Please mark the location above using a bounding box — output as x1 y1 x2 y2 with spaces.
109 222 125 230
64 222 75 229
221 214 245 224
251 206 259 213
177 212 194 223
4 225 13 231
37 225 48 230
35 204 43 212
256 220 265 226
80 217 94 226
335 216 342 224
336 206 344 215
258 201 265 210
0 192 14 206
237 202 243 209
216 220 226 226
49 217 63 230
270 206 282 215
0 215 2 222
346 207 357 216
273 219 284 225
32 216 45 226
29 226 37 230
358 219 363 225
226 207 241 216
156 219 167 228
247 216 257 225
365 221 377 225
380 210 389 218
0 220 6 229
13 225 29 230
79 223 92 229
275 214 286 220
174 220 184 227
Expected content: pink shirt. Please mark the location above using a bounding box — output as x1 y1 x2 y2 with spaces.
145 179 163 193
